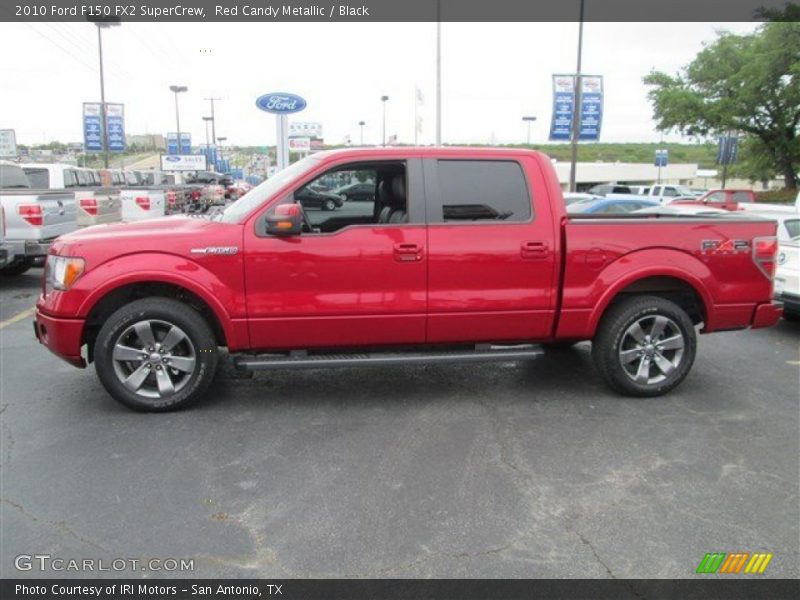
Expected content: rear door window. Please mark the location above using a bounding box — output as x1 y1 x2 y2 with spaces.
432 160 531 223
23 168 49 188
731 192 752 203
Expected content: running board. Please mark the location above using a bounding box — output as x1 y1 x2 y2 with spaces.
234 344 543 371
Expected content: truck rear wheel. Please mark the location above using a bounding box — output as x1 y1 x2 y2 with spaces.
94 298 219 411
592 295 696 397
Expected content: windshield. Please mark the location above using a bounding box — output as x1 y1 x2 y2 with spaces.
674 185 694 196
219 156 321 223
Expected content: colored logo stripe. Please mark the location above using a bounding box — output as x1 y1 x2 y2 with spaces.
696 552 773 574
744 553 773 574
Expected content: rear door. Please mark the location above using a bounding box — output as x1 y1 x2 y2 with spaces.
423 156 558 343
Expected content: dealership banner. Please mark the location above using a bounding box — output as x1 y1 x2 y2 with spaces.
0 128 17 157
105 103 125 152
160 154 207 171
288 137 311 153
578 75 603 141
289 121 323 138
549 75 603 142
82 102 103 152
166 133 192 155
549 75 575 141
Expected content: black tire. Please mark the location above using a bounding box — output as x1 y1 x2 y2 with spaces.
94 298 219 411
1 258 32 276
592 295 696 397
783 312 800 323
323 199 336 211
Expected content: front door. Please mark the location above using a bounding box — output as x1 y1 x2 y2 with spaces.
244 159 428 350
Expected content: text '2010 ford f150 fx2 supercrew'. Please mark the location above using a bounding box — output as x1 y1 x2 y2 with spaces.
34 148 783 411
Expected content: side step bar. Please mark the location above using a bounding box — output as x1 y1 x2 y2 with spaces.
235 344 543 371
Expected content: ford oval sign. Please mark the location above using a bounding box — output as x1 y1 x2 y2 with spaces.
255 93 307 115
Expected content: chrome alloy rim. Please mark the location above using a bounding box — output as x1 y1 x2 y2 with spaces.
111 320 197 399
618 315 685 385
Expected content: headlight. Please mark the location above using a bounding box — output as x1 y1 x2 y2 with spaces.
45 255 85 293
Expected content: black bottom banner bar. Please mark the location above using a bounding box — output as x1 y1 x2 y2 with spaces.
2 579 799 600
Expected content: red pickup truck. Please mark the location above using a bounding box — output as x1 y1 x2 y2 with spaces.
671 189 757 211
34 148 782 411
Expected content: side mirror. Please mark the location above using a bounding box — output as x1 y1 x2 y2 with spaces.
266 203 303 236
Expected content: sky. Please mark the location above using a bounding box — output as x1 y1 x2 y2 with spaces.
0 21 761 148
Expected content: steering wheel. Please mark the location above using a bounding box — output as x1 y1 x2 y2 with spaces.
296 201 315 233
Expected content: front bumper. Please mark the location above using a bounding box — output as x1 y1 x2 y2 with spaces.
33 308 86 368
751 301 784 329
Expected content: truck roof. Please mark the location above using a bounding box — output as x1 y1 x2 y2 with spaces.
309 146 547 161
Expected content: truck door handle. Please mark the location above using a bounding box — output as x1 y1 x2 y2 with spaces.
393 243 423 262
521 241 548 259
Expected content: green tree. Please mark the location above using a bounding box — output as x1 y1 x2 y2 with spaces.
644 19 800 189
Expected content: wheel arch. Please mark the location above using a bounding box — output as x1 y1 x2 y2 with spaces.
589 266 712 336
80 277 233 362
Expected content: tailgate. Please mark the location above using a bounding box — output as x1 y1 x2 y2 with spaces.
1 191 77 242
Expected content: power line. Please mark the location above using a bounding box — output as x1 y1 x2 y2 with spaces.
24 23 98 75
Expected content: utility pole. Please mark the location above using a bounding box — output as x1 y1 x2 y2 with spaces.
205 97 221 147
93 20 119 168
522 116 537 146
568 0 585 193
436 0 442 146
169 85 188 153
381 96 389 146
358 121 365 145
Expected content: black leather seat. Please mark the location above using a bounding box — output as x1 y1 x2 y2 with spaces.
389 176 407 223
377 179 393 223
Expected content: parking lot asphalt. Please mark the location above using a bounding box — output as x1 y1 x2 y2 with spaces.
1 268 798 579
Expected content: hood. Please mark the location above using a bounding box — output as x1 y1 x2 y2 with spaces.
51 216 241 267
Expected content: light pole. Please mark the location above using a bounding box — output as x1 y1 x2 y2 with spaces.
522 116 537 146
358 121 365 145
205 97 220 147
169 85 188 154
217 136 227 166
381 96 389 146
202 117 213 148
436 0 442 145
93 19 120 168
568 0 585 193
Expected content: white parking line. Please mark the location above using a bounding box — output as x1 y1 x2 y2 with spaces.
0 307 35 330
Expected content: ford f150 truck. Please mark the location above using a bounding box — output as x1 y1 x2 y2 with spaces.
1 161 77 276
33 148 783 411
22 163 122 227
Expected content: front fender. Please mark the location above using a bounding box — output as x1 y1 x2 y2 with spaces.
43 252 247 350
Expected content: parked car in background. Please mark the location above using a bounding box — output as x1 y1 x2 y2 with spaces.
0 160 77 275
120 188 168 221
295 185 344 211
587 183 633 197
562 192 597 206
99 169 127 188
670 188 757 211
34 147 782 411
334 181 376 202
745 207 799 321
0 204 14 270
634 205 729 217
22 163 122 227
567 198 659 214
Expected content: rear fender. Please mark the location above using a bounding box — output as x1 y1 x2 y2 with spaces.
585 248 714 336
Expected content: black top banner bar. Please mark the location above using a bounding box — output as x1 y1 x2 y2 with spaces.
2 0 798 22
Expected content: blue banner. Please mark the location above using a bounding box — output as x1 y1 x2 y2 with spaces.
105 103 125 153
655 149 668 167
549 75 575 141
82 103 103 153
167 133 192 155
578 76 603 141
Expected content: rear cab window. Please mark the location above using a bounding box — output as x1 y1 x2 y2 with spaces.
429 160 531 223
23 167 49 188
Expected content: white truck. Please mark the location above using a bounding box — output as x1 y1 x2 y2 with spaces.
0 161 77 276
0 204 14 270
22 163 122 227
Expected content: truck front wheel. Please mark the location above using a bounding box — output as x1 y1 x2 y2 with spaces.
94 298 219 411
592 295 696 397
